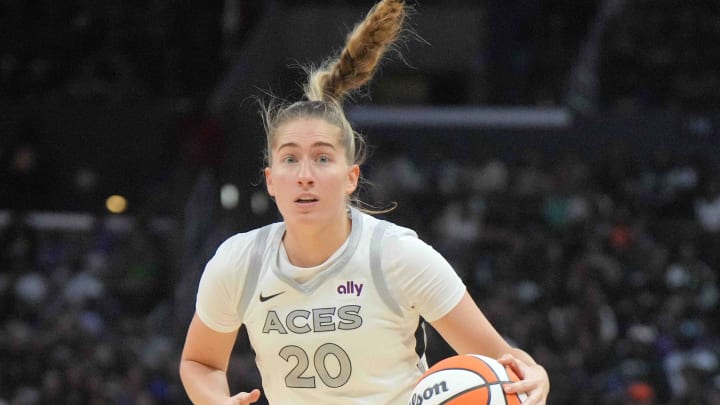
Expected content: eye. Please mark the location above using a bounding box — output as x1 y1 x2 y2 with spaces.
317 155 331 163
282 155 297 164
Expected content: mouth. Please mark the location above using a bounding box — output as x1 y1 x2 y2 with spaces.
295 197 319 204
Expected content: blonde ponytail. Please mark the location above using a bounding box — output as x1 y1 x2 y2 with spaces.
305 0 406 102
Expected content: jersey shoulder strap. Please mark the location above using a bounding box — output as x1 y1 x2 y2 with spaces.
369 219 403 317
237 224 273 321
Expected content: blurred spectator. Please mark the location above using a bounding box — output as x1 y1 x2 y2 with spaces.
695 176 720 233
695 176 720 269
467 155 510 195
626 381 655 405
511 149 553 197
432 196 483 262
370 141 425 200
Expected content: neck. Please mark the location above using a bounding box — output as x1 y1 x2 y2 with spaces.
283 211 352 268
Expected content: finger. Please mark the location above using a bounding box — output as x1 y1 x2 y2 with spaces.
517 389 544 405
503 379 532 394
497 354 527 379
232 389 261 404
504 377 548 405
503 384 542 404
246 389 261 402
497 353 521 366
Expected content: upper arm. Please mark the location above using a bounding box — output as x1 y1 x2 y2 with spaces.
383 231 466 321
181 313 239 372
195 233 255 333
429 292 514 359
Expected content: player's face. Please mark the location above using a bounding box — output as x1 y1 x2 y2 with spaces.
265 117 359 226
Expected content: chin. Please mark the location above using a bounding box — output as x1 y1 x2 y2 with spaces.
282 206 322 222
283 206 343 227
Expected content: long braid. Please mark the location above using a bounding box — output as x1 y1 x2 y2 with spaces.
306 0 406 102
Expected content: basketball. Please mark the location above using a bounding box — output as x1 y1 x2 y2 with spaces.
409 354 528 405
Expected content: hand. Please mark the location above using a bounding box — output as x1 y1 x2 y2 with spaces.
224 389 261 405
498 354 549 405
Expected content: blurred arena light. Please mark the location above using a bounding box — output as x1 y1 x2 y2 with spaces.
105 195 128 214
251 190 270 216
346 106 572 129
221 183 240 210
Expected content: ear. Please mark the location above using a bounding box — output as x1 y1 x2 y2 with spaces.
264 167 274 197
346 164 360 195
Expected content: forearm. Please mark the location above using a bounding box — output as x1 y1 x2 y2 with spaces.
180 359 232 404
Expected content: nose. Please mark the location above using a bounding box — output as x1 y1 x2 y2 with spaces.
297 160 314 186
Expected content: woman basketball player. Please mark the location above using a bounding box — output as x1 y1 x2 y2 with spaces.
179 0 550 403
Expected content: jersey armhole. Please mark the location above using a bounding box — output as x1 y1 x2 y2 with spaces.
370 220 429 372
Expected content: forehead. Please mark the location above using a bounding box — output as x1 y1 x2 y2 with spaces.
273 118 343 149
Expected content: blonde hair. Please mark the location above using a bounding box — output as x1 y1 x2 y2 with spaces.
262 0 406 209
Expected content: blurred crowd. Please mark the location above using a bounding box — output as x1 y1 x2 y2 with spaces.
368 141 720 404
2 140 720 404
0 213 182 404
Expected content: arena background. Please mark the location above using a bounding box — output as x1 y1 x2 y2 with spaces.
1 1 719 404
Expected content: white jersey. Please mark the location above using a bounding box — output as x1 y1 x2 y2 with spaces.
196 208 466 404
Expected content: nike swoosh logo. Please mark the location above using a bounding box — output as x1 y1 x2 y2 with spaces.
259 291 285 302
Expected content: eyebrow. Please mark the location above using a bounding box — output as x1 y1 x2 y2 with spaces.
277 141 337 151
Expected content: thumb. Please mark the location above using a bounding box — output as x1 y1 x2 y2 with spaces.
231 389 261 404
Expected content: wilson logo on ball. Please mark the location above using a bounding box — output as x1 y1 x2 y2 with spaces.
409 380 449 405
